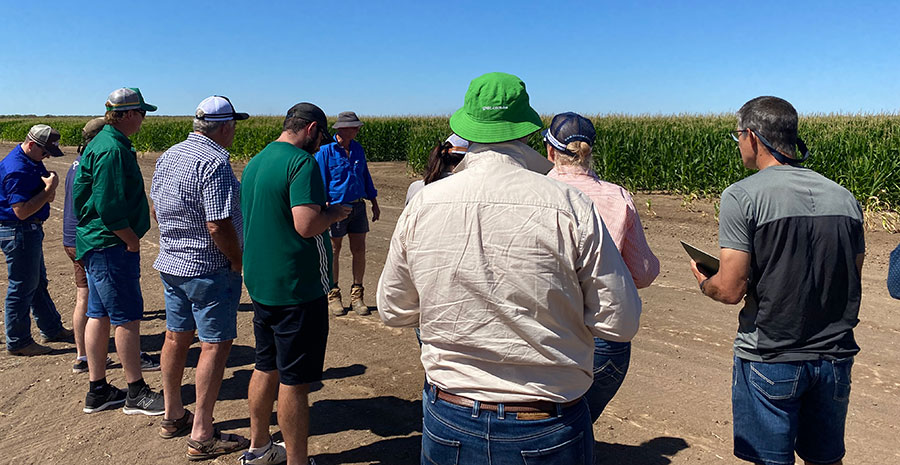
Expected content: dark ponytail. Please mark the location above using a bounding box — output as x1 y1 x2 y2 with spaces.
423 141 465 185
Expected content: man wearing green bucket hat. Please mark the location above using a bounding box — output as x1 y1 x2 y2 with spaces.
378 72 641 464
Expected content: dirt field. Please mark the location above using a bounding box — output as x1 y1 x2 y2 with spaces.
0 141 897 465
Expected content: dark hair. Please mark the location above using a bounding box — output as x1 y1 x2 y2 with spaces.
423 142 465 185
736 96 799 157
283 115 313 134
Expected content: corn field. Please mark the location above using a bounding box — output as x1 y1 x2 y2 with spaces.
1 115 897 211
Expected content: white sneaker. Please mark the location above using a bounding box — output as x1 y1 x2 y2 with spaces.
239 440 287 465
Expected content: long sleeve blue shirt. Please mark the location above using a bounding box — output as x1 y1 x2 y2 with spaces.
314 138 377 204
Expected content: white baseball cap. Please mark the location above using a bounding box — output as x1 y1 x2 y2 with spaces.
195 96 249 122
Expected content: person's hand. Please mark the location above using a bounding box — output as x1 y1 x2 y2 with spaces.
126 240 140 253
371 203 381 222
43 172 59 192
690 259 709 285
329 204 352 223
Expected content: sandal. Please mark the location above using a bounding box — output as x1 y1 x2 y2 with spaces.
159 409 193 439
186 430 250 461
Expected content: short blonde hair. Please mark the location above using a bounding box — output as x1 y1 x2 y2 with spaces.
104 110 128 125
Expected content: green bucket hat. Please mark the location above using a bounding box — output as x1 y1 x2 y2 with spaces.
449 72 542 144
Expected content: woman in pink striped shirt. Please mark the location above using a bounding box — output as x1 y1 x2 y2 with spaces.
544 112 660 423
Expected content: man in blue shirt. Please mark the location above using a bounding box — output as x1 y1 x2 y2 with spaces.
314 111 380 316
1 124 71 356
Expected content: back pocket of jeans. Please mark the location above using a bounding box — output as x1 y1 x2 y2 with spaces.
521 431 584 465
749 362 801 400
422 425 460 465
832 357 853 401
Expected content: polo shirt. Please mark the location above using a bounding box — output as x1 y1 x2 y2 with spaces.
241 141 333 306
72 125 150 259
0 144 51 222
314 138 377 204
719 165 865 362
151 133 242 277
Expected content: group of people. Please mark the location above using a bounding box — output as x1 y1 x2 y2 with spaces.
0 71 893 465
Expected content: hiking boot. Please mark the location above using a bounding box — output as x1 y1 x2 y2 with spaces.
239 440 287 465
83 383 127 413
328 287 346 316
41 327 74 343
7 341 52 356
72 356 114 374
140 352 160 371
123 384 165 416
350 284 370 316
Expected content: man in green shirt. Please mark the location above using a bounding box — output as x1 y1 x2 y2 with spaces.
73 87 164 416
239 103 349 465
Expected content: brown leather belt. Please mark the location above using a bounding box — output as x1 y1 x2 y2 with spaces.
435 388 581 414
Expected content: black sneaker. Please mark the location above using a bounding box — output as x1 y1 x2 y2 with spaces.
122 385 165 416
140 352 160 372
72 356 114 374
83 384 127 414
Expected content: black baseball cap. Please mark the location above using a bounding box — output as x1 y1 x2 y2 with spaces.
542 112 596 157
286 102 331 142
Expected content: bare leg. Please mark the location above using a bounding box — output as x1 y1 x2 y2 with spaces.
278 383 311 465
191 340 233 441
161 330 193 421
73 287 89 358
348 233 366 285
248 369 279 448
331 236 343 286
115 320 143 384
85 316 111 382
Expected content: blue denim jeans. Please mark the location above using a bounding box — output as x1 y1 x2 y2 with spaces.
422 384 593 465
0 223 62 350
585 338 630 423
732 355 853 465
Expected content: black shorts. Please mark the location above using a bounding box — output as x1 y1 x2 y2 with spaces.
329 201 369 238
252 296 329 386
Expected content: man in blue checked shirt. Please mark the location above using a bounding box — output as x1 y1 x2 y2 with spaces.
314 111 380 317
150 96 249 459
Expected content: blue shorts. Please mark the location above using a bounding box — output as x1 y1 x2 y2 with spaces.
732 355 853 465
160 268 242 343
329 201 369 238
84 244 144 326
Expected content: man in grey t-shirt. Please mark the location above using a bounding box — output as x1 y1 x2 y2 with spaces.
690 96 864 465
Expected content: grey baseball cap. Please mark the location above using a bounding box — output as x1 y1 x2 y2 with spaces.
105 87 157 112
26 124 65 157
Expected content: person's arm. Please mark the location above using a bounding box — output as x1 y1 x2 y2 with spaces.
581 207 643 342
9 172 58 220
691 248 750 304
292 203 350 238
376 207 420 327
314 149 331 200
620 202 660 289
92 149 138 250
207 219 242 272
359 148 380 221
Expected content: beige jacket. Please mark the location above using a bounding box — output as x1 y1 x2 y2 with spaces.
377 141 641 402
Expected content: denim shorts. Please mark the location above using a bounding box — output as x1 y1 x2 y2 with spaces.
252 296 329 385
585 338 630 423
329 201 369 238
422 384 593 465
732 355 853 465
160 268 242 343
84 244 144 325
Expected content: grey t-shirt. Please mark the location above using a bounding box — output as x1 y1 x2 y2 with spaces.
719 165 865 362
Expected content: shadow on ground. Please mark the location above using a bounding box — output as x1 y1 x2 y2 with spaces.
593 436 689 464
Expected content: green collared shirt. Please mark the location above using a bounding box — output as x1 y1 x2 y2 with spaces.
73 124 150 259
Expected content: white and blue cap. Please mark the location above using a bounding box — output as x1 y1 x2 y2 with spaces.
542 112 596 157
445 133 469 155
195 95 249 122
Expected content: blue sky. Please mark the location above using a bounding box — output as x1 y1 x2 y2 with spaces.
2 1 898 116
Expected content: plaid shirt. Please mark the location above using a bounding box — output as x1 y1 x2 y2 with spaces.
151 133 242 277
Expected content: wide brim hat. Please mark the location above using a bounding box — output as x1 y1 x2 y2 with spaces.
449 72 542 144
332 111 364 129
